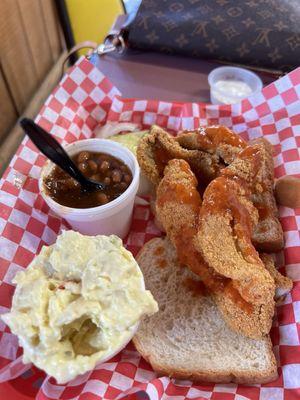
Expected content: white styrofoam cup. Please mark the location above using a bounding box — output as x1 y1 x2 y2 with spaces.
39 139 140 238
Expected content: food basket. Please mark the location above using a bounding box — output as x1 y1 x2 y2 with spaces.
0 57 299 400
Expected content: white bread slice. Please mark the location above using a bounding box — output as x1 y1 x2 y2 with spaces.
134 237 278 384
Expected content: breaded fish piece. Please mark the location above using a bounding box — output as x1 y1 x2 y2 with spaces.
196 145 276 330
197 179 275 305
198 143 276 299
177 129 283 252
156 159 275 339
214 291 274 340
260 253 293 300
250 138 284 252
137 125 220 186
212 137 283 252
177 125 246 164
138 125 283 253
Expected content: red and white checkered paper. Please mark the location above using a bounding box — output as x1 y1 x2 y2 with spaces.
0 57 299 400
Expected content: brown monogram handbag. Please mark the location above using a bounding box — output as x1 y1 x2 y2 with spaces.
119 0 300 73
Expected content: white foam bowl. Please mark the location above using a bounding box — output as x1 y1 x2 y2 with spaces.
208 66 263 105
39 139 140 238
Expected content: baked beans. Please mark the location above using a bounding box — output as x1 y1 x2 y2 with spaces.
44 151 133 208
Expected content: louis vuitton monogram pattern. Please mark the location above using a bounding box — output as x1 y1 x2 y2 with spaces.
127 0 300 71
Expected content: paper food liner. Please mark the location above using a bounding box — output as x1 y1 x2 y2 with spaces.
0 57 299 400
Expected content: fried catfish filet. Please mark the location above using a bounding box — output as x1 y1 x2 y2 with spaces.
259 253 292 300
249 138 284 252
177 129 283 252
138 125 283 253
176 125 246 164
137 125 221 186
156 158 276 339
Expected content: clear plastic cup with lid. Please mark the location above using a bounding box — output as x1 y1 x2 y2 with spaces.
208 66 263 105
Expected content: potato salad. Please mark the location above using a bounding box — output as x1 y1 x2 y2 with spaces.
1 231 158 383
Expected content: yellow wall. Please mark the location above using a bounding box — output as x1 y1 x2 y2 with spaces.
65 0 124 54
